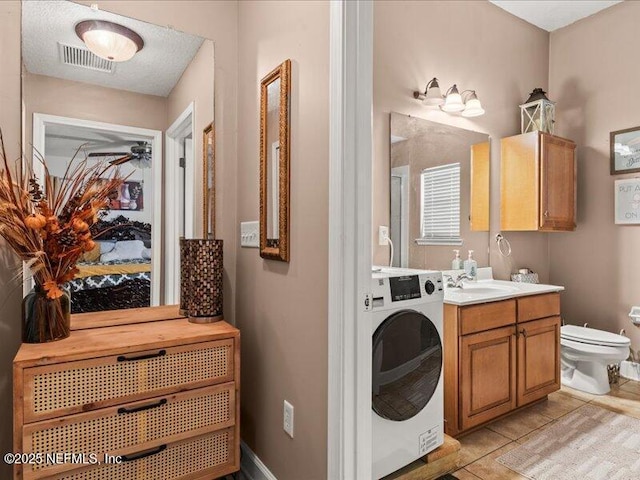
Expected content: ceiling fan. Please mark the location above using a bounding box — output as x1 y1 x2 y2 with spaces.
88 141 152 168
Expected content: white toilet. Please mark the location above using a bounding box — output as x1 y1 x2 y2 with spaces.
560 325 630 395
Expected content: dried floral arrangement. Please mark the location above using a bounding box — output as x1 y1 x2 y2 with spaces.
0 130 125 300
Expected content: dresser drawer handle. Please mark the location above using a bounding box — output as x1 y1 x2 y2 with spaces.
118 398 167 415
117 350 166 362
120 445 167 462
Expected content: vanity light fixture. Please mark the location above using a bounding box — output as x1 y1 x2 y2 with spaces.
415 78 445 106
413 78 485 117
75 20 144 62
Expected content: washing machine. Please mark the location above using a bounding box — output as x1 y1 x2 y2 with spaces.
371 267 444 479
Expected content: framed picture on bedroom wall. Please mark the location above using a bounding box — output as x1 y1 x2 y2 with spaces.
108 181 144 211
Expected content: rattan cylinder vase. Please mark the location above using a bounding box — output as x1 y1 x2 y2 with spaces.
179 238 223 323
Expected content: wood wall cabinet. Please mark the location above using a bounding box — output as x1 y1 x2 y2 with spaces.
13 313 240 480
444 293 561 437
501 132 576 231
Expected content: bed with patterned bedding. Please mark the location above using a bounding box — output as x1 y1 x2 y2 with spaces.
66 216 153 314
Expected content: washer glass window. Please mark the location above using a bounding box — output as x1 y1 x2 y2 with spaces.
372 309 442 421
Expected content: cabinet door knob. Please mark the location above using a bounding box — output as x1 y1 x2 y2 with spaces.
544 210 549 217
520 329 527 338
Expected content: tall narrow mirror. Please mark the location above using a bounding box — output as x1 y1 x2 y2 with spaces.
21 0 214 313
260 60 290 262
389 113 490 270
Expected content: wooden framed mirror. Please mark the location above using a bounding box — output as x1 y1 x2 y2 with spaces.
260 59 291 262
203 122 215 238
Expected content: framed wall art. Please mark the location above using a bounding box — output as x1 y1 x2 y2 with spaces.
610 126 640 175
614 178 640 225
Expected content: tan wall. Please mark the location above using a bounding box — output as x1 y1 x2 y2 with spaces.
236 1 329 479
23 72 168 141
0 3 23 477
549 1 640 349
373 0 551 282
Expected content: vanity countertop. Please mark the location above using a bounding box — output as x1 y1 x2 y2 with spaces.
442 268 564 306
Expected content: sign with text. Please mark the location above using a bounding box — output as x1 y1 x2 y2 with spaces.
615 178 640 224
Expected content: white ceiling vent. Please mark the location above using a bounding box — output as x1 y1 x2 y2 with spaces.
58 43 115 73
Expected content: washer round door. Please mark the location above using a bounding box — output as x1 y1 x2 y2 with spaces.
372 309 443 421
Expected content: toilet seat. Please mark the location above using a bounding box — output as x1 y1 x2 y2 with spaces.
561 337 628 356
561 325 630 348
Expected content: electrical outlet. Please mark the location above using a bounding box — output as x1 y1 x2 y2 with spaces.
378 225 390 246
283 400 294 438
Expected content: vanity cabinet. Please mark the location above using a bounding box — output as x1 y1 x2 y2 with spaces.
13 311 240 480
444 293 561 437
517 315 561 406
500 132 576 231
459 324 517 432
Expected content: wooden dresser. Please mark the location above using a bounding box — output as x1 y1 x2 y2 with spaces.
13 307 240 480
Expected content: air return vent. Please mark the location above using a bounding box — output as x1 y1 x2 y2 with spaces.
59 43 115 73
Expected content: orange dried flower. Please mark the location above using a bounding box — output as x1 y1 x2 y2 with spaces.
83 239 96 252
72 218 89 233
25 213 46 229
43 280 64 299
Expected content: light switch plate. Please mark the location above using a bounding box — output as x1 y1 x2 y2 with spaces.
283 400 294 438
240 221 259 248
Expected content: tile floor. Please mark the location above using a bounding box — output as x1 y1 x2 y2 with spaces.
452 377 640 479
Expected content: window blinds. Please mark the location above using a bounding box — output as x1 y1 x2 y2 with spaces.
419 162 461 245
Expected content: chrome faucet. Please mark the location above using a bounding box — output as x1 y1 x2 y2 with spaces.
444 273 472 289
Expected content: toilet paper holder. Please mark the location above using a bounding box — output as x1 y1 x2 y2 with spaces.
629 306 640 326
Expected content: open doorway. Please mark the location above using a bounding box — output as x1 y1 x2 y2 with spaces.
30 113 163 309
165 103 195 305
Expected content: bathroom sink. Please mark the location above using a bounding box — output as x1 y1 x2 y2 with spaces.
458 283 519 294
442 267 564 306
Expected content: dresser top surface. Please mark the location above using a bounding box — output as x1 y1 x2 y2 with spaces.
14 317 239 367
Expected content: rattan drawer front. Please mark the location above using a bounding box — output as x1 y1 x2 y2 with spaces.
55 429 235 480
22 383 235 479
23 340 233 423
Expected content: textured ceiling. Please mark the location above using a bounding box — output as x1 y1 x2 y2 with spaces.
22 0 207 97
490 1 622 32
45 123 152 159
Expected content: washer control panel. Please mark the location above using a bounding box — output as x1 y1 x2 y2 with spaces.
371 270 443 309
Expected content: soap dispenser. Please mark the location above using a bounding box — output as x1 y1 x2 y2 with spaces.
464 250 477 280
452 250 463 270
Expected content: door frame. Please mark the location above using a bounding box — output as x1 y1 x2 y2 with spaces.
30 113 163 305
165 102 196 304
327 1 374 479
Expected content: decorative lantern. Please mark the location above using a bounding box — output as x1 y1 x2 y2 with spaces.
519 88 555 134
179 238 223 323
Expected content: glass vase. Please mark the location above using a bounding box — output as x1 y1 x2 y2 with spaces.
21 286 71 343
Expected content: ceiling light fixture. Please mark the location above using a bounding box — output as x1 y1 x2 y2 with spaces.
413 78 486 117
75 20 144 62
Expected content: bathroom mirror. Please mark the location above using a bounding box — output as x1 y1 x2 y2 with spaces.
260 59 291 262
389 113 490 270
21 0 215 313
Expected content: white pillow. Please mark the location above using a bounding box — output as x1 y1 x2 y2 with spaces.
100 251 119 263
141 247 152 260
113 240 146 261
98 241 116 254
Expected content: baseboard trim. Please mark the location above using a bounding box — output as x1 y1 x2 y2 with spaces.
240 441 278 480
